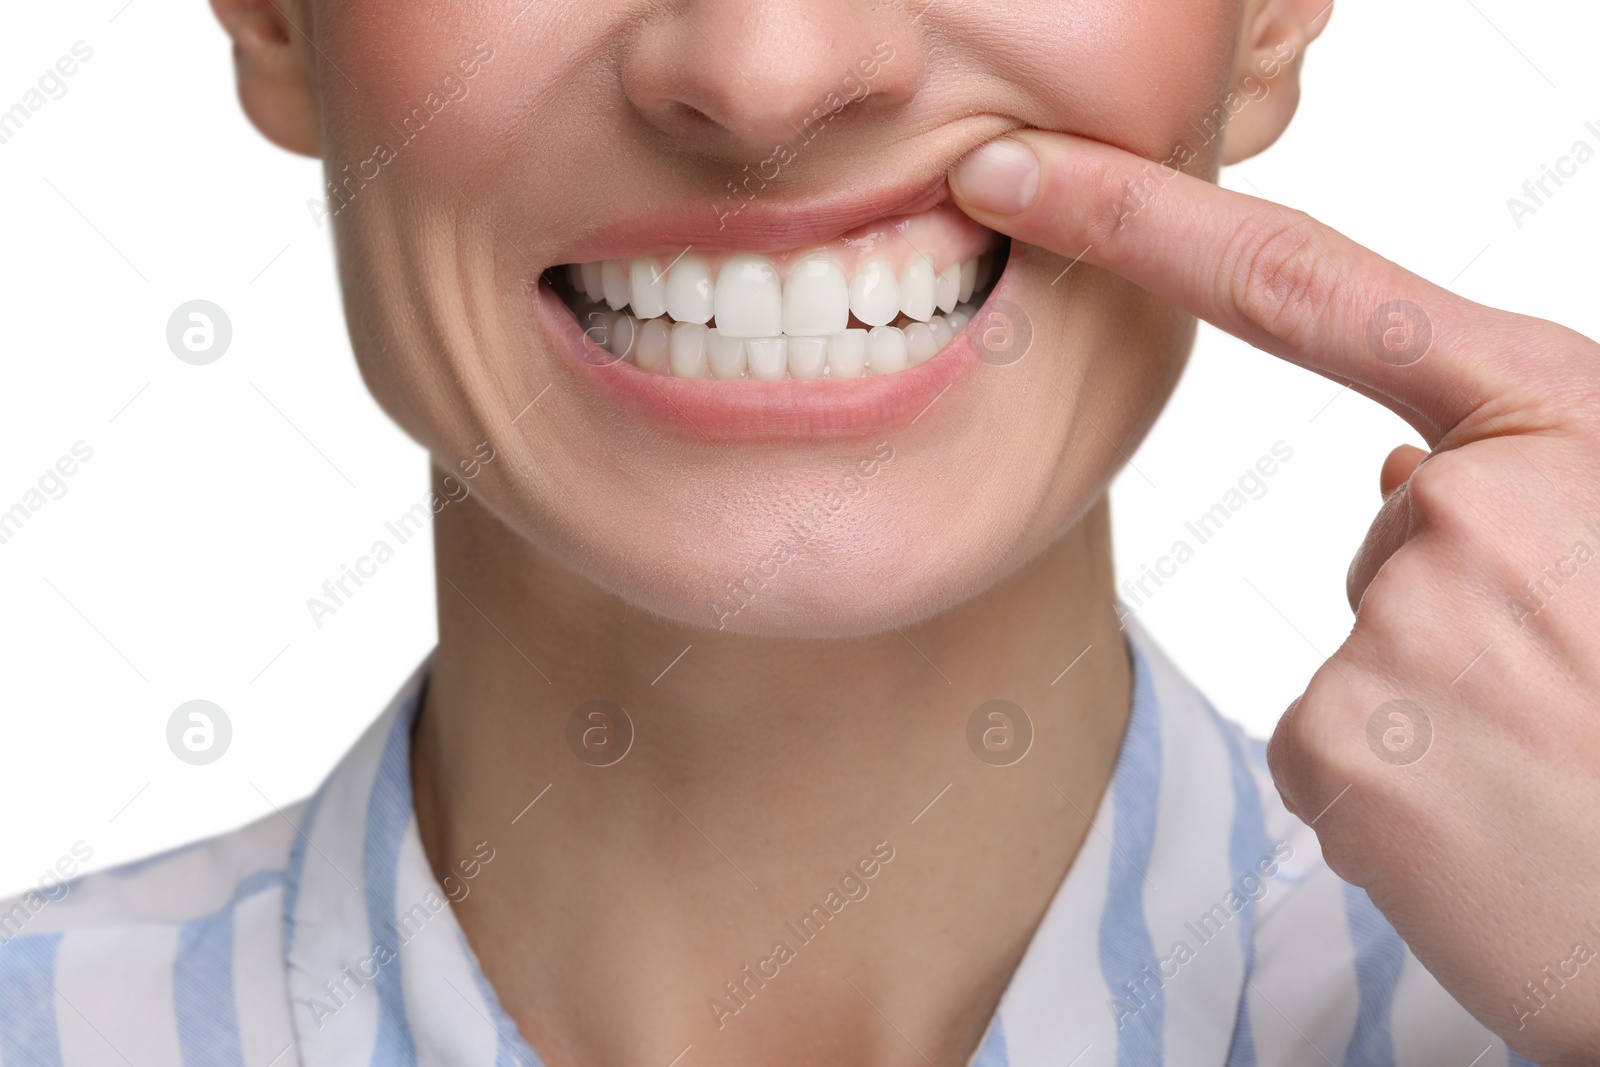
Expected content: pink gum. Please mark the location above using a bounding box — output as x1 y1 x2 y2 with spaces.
573 203 1002 280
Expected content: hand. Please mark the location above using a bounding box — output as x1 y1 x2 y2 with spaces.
949 130 1600 1064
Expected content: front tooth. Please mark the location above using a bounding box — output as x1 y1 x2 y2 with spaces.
601 260 630 310
936 263 960 314
609 314 638 359
904 322 938 366
958 258 977 302
629 259 667 319
745 337 788 381
666 254 714 324
867 326 908 375
714 255 783 337
946 311 970 333
899 254 936 322
849 256 900 327
828 329 868 378
635 318 671 372
706 329 746 379
783 257 849 336
580 262 604 301
929 317 954 350
669 322 709 379
787 337 828 380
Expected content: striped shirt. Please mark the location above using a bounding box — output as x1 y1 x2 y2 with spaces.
0 619 1530 1066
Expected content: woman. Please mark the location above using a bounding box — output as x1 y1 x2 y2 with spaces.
2 0 1596 1063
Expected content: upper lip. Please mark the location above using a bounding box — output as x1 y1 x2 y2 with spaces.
558 170 958 264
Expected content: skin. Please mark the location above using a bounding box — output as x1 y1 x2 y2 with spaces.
203 0 1600 1064
948 133 1600 1063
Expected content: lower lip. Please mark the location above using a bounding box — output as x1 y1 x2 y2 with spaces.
532 274 1005 444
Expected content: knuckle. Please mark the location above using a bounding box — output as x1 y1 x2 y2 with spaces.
1271 665 1370 804
1352 545 1434 632
1402 449 1479 536
1222 209 1341 348
1282 667 1349 762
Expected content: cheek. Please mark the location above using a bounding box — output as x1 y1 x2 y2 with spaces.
984 0 1242 167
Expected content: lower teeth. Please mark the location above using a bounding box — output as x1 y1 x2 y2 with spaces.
568 300 988 380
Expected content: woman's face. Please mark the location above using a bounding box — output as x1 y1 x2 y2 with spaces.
304 0 1262 637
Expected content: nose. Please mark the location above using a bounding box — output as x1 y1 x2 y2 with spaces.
622 0 922 158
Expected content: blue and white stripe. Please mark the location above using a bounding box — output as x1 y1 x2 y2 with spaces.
0 624 1522 1065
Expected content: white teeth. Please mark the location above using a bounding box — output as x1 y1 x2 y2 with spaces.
609 314 637 359
601 260 630 311
666 254 714 324
849 256 901 327
787 337 828 380
783 257 849 336
629 259 667 320
828 329 869 378
670 322 709 379
565 244 999 381
706 328 747 379
581 262 605 302
867 326 909 375
899 254 936 322
904 321 938 366
745 337 788 381
635 318 671 372
577 299 987 379
714 255 783 338
974 254 994 293
936 263 960 314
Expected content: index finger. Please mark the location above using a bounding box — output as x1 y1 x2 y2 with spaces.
947 131 1512 444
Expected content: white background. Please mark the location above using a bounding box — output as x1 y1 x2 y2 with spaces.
1 0 1595 895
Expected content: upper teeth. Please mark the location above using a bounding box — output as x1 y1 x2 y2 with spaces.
562 250 997 380
565 252 991 337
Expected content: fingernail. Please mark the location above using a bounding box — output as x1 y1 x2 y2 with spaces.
950 139 1040 216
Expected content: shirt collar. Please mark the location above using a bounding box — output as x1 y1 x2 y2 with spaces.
280 617 1282 1067
282 654 541 1065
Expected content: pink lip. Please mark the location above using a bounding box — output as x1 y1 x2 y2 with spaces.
531 266 1004 443
562 175 952 261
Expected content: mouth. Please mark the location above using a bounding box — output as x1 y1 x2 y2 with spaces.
549 203 1009 381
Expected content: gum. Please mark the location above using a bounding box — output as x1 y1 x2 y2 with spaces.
565 203 1002 280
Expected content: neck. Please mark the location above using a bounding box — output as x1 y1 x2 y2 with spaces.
413 469 1131 1066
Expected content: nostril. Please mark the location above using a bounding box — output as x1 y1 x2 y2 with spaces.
652 99 722 141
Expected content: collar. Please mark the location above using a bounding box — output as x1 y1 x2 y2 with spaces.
280 618 1307 1067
